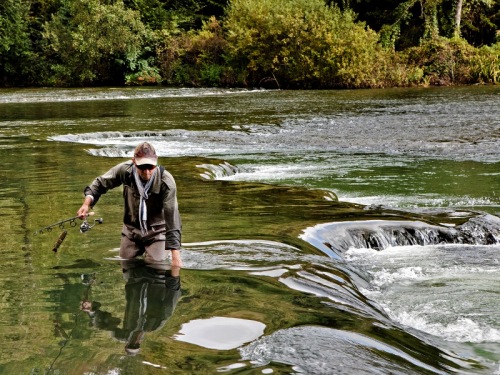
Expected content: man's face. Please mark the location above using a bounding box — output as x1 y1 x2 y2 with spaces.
134 161 156 181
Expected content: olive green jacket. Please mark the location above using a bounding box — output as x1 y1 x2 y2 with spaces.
84 161 181 249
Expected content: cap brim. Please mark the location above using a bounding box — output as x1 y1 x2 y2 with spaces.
135 157 157 166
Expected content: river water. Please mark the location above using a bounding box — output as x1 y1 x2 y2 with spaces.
0 86 499 374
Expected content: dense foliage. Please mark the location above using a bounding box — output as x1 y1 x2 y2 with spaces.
0 0 498 88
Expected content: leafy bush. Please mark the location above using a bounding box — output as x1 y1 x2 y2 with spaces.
402 37 499 85
224 0 393 88
471 43 500 84
43 0 149 86
125 61 162 85
156 16 230 86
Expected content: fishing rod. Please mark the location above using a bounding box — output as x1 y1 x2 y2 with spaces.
34 212 104 253
34 212 103 235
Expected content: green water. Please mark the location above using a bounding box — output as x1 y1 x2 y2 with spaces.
0 86 499 374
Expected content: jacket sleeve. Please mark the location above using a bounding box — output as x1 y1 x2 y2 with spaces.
161 170 182 250
84 162 130 206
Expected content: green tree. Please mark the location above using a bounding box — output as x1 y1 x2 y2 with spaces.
331 0 499 48
459 0 499 45
123 0 228 31
0 0 32 85
224 0 386 88
155 16 230 86
454 0 464 37
373 0 441 46
123 0 183 30
42 0 150 85
454 0 496 40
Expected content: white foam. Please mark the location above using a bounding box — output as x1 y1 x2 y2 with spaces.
345 243 500 343
394 312 500 343
0 87 265 104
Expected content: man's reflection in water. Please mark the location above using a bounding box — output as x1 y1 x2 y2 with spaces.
81 259 181 355
119 260 181 355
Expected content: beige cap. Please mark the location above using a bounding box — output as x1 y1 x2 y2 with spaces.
133 142 158 165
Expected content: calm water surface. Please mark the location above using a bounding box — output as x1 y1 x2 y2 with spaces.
0 86 499 374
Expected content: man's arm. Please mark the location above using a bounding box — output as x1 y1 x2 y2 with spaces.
161 170 183 267
76 162 130 219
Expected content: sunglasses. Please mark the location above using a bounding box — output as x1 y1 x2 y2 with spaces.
136 164 156 171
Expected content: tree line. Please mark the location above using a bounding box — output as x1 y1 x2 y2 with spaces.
1 0 499 88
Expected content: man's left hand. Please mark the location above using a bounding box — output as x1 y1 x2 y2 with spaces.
170 249 183 268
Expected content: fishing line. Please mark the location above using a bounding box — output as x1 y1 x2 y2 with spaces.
46 313 79 374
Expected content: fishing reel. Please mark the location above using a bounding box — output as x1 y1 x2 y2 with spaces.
80 217 104 233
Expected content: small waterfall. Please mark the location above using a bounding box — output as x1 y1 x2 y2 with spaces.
197 161 240 180
301 214 500 256
346 226 451 250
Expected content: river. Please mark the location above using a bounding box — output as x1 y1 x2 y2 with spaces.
0 86 499 374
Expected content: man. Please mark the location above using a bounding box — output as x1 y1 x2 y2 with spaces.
77 142 182 267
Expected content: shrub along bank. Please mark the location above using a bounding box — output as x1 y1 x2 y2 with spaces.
1 0 499 88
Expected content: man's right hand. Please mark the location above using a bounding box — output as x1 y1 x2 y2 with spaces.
76 195 94 220
77 196 93 219
77 204 90 219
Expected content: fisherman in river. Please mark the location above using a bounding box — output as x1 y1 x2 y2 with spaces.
77 142 182 267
